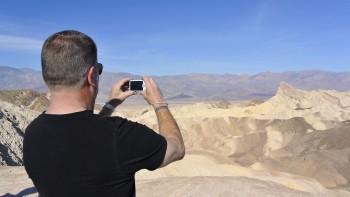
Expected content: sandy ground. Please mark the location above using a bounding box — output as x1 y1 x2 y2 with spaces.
137 176 345 197
0 167 37 197
1 166 349 197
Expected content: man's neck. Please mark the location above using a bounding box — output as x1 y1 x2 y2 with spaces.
46 88 94 115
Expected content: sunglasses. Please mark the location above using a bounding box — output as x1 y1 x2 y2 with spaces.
88 63 103 76
96 63 103 75
89 63 103 75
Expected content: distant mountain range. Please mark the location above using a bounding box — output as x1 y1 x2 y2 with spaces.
1 66 350 102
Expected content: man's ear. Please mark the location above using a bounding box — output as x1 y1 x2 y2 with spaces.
87 66 96 87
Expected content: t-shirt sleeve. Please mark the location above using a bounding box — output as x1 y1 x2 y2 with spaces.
116 118 167 172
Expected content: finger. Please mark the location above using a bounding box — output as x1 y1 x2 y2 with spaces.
123 90 136 98
142 76 150 84
142 77 151 90
149 77 155 84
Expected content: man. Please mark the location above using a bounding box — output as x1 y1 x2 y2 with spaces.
23 30 185 197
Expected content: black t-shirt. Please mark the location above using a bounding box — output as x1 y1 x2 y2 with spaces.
23 110 167 197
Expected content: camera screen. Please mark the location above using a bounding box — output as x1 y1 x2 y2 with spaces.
130 80 144 91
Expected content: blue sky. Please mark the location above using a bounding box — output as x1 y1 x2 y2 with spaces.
0 0 349 75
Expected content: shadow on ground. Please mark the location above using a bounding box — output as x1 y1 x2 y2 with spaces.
0 187 37 197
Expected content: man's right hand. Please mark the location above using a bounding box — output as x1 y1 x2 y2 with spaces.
140 77 166 108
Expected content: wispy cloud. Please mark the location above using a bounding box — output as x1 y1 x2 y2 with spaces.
251 0 271 32
0 21 25 34
0 34 43 53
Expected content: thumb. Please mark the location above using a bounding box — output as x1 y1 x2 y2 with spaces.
123 90 136 98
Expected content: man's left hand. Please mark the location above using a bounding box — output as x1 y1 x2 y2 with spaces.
108 78 136 107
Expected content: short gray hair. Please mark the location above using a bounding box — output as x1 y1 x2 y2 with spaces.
41 30 97 91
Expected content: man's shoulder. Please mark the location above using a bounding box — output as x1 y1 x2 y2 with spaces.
26 111 129 132
102 115 142 131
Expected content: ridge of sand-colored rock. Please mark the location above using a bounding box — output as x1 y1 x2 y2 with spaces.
241 82 350 119
0 90 49 112
131 82 350 121
0 100 40 165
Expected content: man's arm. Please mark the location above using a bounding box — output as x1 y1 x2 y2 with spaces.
99 78 136 117
141 77 185 167
155 105 185 167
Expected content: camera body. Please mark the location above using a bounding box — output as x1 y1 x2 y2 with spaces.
129 80 146 91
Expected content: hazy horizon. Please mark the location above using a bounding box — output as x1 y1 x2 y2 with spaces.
1 65 350 77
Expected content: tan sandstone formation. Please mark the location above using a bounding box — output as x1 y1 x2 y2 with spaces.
1 83 350 196
129 82 350 191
